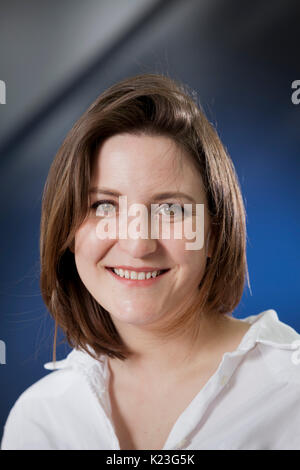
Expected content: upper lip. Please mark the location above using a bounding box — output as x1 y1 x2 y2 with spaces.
106 266 169 272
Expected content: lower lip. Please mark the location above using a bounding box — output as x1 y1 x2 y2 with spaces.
105 268 170 286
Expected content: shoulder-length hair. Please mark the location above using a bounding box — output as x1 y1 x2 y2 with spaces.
40 73 249 362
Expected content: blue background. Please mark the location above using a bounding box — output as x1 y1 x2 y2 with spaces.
0 0 299 441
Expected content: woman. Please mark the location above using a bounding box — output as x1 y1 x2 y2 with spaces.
2 74 300 450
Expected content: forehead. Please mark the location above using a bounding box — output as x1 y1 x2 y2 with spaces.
91 133 205 198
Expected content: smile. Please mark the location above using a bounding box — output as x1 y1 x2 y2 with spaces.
105 267 170 286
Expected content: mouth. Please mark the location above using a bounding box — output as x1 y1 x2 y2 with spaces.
104 267 171 285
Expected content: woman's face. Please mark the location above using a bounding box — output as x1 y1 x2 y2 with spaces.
74 133 212 329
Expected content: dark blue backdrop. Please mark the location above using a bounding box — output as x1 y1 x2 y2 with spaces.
0 0 299 441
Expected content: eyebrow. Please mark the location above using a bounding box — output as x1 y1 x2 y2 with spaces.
89 187 196 203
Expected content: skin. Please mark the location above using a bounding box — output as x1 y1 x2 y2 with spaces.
73 133 250 382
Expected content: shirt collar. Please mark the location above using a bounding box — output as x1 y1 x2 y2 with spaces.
235 309 299 352
44 309 300 372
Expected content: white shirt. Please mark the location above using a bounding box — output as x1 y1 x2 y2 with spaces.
2 309 300 450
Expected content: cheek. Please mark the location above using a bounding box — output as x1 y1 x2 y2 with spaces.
161 238 207 273
74 221 112 269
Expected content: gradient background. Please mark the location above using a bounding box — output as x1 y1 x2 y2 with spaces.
0 0 299 442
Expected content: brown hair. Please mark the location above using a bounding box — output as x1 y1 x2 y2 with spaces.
40 73 249 362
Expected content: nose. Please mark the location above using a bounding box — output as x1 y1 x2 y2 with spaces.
116 207 159 258
118 236 158 259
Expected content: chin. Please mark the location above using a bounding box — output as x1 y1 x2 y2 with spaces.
110 310 161 327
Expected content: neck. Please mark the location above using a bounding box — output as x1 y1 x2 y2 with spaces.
109 311 233 380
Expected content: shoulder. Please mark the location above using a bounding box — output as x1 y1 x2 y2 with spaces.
251 310 300 384
1 348 107 450
256 341 300 385
1 367 88 450
17 366 82 401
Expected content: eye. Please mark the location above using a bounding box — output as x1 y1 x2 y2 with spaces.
91 200 116 216
157 203 185 218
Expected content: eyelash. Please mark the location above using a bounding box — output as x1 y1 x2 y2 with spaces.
90 199 115 210
90 199 186 214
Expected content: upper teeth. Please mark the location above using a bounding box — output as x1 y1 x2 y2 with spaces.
113 268 161 280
